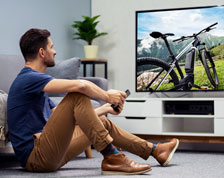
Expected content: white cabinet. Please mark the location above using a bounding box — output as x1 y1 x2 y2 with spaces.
108 98 224 138
120 99 161 117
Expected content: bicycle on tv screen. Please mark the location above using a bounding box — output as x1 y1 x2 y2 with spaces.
136 5 224 92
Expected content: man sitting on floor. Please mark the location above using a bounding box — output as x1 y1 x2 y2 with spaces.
7 28 179 175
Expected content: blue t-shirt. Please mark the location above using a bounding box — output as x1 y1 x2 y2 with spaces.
7 67 56 167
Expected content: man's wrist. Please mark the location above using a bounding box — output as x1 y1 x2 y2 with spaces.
105 91 110 103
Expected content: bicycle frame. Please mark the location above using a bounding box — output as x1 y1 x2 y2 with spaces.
155 37 198 90
175 40 196 62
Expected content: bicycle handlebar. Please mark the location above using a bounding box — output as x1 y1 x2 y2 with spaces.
172 22 218 42
196 22 218 36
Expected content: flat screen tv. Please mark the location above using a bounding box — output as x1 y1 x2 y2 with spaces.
136 5 224 93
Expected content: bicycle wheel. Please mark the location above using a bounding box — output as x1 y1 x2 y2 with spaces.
137 57 179 91
201 49 219 88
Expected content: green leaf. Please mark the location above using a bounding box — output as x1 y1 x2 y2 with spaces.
71 15 108 44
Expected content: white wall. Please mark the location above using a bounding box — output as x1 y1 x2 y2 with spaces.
0 0 91 62
91 0 224 97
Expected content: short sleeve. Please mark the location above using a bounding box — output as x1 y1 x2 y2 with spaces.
22 70 54 95
48 97 56 109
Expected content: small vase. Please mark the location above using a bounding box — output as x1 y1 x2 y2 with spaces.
84 45 98 59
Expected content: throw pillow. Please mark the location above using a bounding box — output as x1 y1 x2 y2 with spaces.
0 90 8 146
46 57 81 79
45 57 81 97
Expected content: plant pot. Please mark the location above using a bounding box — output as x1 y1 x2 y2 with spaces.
84 45 98 59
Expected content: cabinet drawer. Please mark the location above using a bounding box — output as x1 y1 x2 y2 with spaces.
120 100 161 117
109 116 162 134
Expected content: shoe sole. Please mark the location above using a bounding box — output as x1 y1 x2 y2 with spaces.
101 167 152 175
162 139 179 166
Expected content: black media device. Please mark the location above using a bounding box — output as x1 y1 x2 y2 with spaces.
164 100 214 115
111 89 131 112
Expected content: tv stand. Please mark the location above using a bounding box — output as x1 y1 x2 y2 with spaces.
108 97 224 143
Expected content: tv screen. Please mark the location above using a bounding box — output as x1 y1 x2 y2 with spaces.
136 5 224 92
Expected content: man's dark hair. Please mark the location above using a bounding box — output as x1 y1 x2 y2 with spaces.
19 28 51 61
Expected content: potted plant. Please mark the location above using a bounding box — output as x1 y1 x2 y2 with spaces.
72 15 108 59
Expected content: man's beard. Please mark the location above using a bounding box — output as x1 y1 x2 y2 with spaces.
45 58 55 67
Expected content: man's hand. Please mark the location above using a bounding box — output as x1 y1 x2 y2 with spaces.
95 103 124 116
106 89 126 106
95 90 127 116
107 103 124 115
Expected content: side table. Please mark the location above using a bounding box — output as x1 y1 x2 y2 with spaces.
81 58 107 79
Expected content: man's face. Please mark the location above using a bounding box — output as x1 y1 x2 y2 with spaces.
43 37 56 67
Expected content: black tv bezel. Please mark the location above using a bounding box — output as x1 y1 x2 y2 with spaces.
135 5 224 93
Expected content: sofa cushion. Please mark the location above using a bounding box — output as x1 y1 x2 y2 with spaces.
0 54 25 93
46 57 81 97
46 57 81 79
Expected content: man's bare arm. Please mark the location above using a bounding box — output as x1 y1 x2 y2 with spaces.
43 79 126 105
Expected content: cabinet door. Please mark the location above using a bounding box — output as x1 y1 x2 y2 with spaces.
109 116 162 134
215 100 224 118
215 119 224 136
120 100 161 117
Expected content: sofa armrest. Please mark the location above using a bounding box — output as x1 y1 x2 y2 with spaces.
78 77 108 105
78 77 108 91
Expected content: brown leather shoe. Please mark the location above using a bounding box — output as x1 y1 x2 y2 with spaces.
152 138 179 166
101 153 152 175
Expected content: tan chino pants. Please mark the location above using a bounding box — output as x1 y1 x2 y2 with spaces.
25 92 153 172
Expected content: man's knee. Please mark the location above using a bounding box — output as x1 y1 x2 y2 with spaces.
66 92 88 98
63 92 94 111
65 92 90 103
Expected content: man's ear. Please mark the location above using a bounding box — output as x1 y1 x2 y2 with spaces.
38 48 45 58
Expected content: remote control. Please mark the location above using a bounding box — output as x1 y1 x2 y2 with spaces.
111 90 131 112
